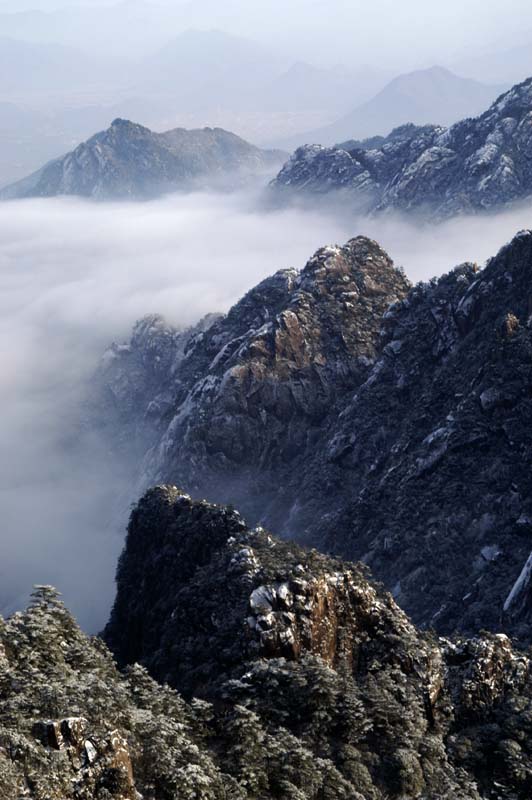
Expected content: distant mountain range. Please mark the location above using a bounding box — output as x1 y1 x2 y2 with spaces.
135 29 385 118
260 61 384 113
0 27 386 186
271 77 532 219
137 28 284 109
0 118 285 200
275 66 506 149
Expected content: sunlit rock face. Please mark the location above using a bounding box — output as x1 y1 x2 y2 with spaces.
103 485 532 799
95 235 410 528
0 117 285 200
271 78 532 219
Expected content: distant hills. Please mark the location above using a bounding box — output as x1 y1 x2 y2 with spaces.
0 27 383 185
0 119 285 200
275 66 506 149
0 36 104 93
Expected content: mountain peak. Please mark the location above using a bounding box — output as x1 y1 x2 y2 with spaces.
303 236 395 276
104 484 414 692
0 119 285 200
300 237 407 303
109 116 144 130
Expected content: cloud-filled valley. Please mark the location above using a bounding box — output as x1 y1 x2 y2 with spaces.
2 187 532 630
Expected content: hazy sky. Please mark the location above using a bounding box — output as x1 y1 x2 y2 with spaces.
1 0 531 71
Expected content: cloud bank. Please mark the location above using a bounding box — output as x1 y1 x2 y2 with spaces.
1 187 531 629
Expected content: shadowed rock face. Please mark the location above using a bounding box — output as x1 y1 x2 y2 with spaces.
104 486 532 799
103 485 418 694
271 77 532 219
315 230 532 640
96 230 532 642
0 118 285 199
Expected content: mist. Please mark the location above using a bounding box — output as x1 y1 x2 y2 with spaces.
1 187 532 630
1 0 531 69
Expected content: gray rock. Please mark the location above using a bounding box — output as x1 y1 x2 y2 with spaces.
271 78 532 219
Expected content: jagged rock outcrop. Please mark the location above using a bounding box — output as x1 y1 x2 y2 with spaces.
104 486 419 696
0 118 285 200
96 236 410 527
104 486 532 799
95 230 532 644
271 77 532 219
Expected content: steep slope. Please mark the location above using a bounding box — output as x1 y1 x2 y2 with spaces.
96 236 410 526
271 77 532 219
0 118 285 200
95 231 532 643
277 66 504 150
104 485 532 800
304 230 532 640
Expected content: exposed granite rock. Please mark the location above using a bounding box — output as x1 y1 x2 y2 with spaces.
31 718 136 799
271 78 532 219
104 486 532 799
0 118 285 200
96 236 410 529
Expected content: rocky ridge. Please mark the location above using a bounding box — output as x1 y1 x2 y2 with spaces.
271 77 532 218
96 230 532 643
0 118 285 200
97 236 410 528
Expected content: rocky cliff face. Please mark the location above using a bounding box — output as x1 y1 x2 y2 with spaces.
271 77 532 219
97 236 410 529
103 485 532 799
310 229 532 641
0 118 285 200
95 230 532 644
